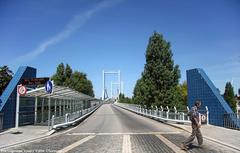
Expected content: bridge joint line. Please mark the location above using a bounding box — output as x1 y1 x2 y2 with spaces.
66 131 182 136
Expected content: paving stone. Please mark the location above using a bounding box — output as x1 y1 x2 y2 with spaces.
131 134 175 153
68 135 123 153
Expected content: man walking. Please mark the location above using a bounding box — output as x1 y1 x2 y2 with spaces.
181 101 203 150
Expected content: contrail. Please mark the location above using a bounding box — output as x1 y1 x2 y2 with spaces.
12 0 123 66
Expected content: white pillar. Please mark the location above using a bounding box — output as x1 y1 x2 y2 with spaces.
102 70 105 100
121 81 124 94
59 99 62 116
54 99 57 116
41 98 44 123
15 86 20 129
111 81 113 98
118 70 121 95
63 99 65 115
48 96 51 130
34 96 38 124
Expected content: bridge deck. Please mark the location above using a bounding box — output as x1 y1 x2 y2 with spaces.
3 104 238 153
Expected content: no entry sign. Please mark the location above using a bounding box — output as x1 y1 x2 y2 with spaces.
18 85 27 96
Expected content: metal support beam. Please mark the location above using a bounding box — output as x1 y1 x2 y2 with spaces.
59 99 62 116
34 96 38 124
48 96 51 130
41 98 44 123
54 99 57 116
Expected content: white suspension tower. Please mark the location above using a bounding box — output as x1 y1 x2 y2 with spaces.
102 70 121 100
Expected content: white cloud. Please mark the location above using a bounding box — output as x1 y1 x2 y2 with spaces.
13 0 123 65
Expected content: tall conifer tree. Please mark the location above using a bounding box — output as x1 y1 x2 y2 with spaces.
133 32 180 108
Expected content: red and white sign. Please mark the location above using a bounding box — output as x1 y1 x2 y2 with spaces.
18 85 27 96
201 114 206 122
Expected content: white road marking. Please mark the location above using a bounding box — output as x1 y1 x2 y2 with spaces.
156 134 185 153
66 133 96 136
67 131 181 136
122 135 132 153
57 135 95 153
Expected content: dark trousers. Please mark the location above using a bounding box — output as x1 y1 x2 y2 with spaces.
183 123 203 145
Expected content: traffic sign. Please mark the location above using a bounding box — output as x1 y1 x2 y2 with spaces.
45 81 53 94
201 114 206 122
18 85 27 96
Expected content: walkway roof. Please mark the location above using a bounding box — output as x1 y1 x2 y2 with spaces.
24 85 96 100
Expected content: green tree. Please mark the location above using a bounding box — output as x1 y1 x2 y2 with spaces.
133 32 180 108
52 63 65 86
0 66 13 95
176 81 188 110
52 63 95 97
64 64 72 87
70 71 94 97
224 82 236 112
119 93 132 104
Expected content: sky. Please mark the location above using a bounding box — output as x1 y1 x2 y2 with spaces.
0 0 240 98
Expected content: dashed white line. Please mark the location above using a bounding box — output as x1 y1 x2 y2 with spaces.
57 135 95 153
122 135 132 153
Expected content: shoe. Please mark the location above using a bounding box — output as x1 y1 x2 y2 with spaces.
180 143 188 151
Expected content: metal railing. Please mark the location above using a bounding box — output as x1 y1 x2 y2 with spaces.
50 103 101 130
115 102 209 125
224 113 240 130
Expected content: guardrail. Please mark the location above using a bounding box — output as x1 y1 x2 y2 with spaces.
50 103 101 130
114 102 209 125
224 113 240 130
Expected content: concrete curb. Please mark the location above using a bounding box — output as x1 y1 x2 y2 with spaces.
114 103 240 152
0 129 55 150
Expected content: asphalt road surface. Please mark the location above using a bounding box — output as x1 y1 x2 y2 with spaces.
3 104 238 153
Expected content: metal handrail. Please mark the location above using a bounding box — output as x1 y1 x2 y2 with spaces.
115 102 209 125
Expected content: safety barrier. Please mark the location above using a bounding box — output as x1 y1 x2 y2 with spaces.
224 113 240 130
50 103 101 130
115 102 209 125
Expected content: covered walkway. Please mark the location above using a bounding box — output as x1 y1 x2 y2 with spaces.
18 84 101 128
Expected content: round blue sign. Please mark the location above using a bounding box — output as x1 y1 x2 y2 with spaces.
45 81 53 94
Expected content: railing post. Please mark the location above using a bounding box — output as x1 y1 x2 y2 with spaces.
151 105 153 116
187 106 190 121
51 115 55 129
160 106 163 118
166 106 169 119
155 106 158 116
206 106 209 125
65 113 68 123
174 106 177 120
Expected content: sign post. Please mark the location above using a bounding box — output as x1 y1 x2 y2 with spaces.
45 81 53 130
15 85 27 129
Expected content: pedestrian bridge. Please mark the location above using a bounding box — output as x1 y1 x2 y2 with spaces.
1 103 239 153
0 66 240 152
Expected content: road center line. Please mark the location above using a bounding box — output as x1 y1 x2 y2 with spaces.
122 135 132 153
156 134 185 153
57 135 95 153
